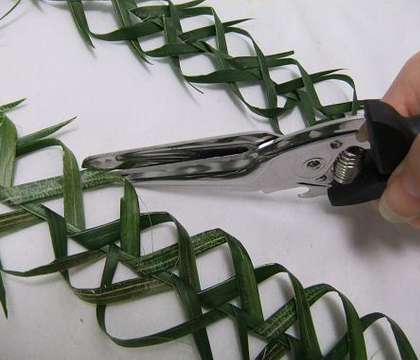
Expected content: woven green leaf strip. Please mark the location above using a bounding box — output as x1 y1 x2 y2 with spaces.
2 0 361 132
0 106 417 359
26 0 361 133
0 104 18 317
67 0 93 47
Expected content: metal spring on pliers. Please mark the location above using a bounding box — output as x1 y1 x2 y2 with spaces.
333 147 365 185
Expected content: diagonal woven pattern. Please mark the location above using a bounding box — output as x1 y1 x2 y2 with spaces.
26 0 362 134
0 100 417 359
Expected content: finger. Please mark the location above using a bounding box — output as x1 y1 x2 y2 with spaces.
379 135 420 223
382 51 420 117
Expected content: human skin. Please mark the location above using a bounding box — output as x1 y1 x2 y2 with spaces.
378 52 420 228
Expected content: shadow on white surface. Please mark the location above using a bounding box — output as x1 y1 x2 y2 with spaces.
322 202 420 253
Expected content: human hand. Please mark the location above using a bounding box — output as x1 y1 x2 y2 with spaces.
378 52 420 227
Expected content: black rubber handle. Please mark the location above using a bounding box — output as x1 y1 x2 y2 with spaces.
328 99 420 206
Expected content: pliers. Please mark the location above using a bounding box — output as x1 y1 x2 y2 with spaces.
82 100 420 206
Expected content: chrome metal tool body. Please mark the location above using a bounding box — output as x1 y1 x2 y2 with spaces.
83 100 420 206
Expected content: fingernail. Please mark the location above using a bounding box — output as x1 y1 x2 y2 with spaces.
379 196 411 223
401 172 420 197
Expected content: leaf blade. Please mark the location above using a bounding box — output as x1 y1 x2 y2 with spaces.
120 179 141 257
0 209 42 235
111 0 148 62
0 116 17 187
16 118 75 156
67 0 93 47
0 98 25 112
0 257 7 317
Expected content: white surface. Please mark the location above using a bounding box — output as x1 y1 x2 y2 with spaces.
1 0 420 359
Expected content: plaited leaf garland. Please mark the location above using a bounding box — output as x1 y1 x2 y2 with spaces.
0 1 418 359
2 0 360 133
0 102 417 359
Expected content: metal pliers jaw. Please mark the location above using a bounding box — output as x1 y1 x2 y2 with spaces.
83 100 420 206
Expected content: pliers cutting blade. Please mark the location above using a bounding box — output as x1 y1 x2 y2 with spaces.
82 100 420 206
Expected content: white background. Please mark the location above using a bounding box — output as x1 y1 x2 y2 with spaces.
1 0 420 359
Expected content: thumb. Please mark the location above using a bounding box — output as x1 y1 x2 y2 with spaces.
379 135 420 223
